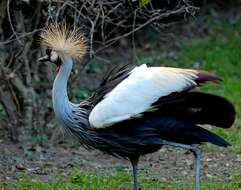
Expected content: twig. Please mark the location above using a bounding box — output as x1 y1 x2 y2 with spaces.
131 9 137 64
0 29 41 45
88 12 100 58
7 0 21 44
96 6 188 53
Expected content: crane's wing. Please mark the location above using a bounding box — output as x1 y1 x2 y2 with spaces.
90 64 136 105
89 64 221 129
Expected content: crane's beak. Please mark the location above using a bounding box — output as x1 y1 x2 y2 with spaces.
38 55 50 62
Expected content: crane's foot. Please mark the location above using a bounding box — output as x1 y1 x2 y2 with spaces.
133 183 141 190
136 186 141 190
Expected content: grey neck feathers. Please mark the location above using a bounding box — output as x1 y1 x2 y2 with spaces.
52 57 88 128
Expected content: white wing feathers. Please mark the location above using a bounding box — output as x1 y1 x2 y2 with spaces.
89 64 199 129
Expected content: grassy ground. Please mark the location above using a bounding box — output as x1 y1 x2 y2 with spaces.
1 12 241 190
1 170 241 190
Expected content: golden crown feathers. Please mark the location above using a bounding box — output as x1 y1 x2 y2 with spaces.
40 23 87 61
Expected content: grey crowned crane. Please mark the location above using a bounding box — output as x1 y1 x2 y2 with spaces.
38 23 235 190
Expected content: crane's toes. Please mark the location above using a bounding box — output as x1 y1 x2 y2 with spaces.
133 185 141 190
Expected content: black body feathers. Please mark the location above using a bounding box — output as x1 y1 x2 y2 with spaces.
96 117 230 157
79 65 235 157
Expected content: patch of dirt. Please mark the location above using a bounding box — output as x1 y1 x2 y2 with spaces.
0 140 240 183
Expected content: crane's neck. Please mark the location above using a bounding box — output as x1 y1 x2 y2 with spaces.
52 57 73 125
52 57 94 146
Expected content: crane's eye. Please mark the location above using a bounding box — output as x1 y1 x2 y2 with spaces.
46 48 51 56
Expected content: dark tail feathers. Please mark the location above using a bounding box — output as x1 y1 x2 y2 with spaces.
186 92 235 128
191 125 230 147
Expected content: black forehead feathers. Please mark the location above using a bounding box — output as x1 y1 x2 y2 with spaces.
46 48 51 56
56 56 62 65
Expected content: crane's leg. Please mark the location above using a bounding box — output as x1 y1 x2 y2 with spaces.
130 156 141 190
160 140 201 190
191 146 201 190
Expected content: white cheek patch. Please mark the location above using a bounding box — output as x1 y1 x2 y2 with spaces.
50 51 59 62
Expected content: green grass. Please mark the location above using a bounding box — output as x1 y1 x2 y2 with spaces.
1 169 241 190
140 17 241 153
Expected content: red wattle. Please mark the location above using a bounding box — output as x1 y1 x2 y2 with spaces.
56 65 60 72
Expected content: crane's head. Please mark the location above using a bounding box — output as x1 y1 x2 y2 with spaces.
38 23 87 71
